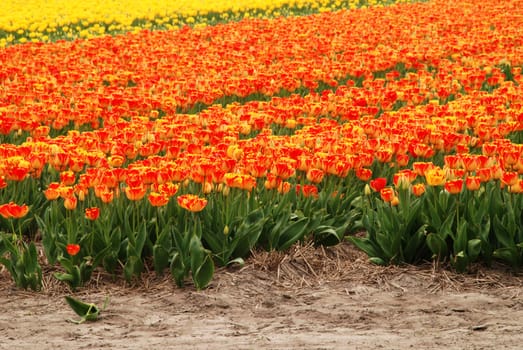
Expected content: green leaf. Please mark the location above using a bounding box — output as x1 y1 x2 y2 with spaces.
346 236 382 259
493 215 515 249
64 296 100 324
467 239 482 261
123 255 144 282
226 257 245 267
170 251 186 287
375 231 395 261
438 211 455 240
277 217 310 251
35 214 59 263
313 225 342 247
189 235 205 273
232 211 267 258
404 225 428 262
153 244 170 275
369 257 386 265
426 233 448 258
0 256 13 274
135 224 147 254
192 253 215 290
54 272 75 283
453 219 469 253
453 251 469 273
493 247 522 268
102 253 118 274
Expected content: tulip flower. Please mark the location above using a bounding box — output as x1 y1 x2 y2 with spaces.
84 207 100 221
380 187 396 203
0 202 30 219
124 185 147 201
355 168 372 182
224 173 257 191
444 179 463 195
501 171 519 187
306 168 324 184
177 194 208 212
66 244 81 256
148 192 170 207
465 176 481 191
425 167 446 186
64 196 78 210
411 183 426 197
369 177 387 192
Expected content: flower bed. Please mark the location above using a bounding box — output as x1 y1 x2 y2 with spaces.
0 0 521 291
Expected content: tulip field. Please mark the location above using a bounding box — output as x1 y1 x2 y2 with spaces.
0 0 522 291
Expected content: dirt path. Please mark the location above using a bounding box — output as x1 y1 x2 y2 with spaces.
1 243 522 349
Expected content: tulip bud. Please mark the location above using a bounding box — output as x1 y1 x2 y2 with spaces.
364 184 371 196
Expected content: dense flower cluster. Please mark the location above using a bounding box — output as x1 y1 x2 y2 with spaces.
0 0 412 46
0 0 522 289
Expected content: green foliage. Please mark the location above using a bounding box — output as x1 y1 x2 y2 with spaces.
348 181 523 272
64 295 108 324
0 235 42 291
348 186 429 265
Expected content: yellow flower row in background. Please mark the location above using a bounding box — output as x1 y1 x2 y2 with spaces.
0 0 417 46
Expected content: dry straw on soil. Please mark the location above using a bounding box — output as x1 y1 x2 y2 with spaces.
2 241 521 298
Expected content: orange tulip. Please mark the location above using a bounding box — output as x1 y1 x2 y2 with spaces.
380 187 396 203
412 162 435 177
43 182 61 200
84 207 100 221
395 153 410 167
108 155 126 167
0 202 29 219
271 162 295 180
99 189 115 204
277 181 291 194
177 194 207 212
64 196 78 210
5 166 30 181
461 154 478 172
508 180 523 193
501 171 519 186
391 196 400 207
264 173 281 190
444 155 461 169
157 182 179 197
124 185 147 201
66 243 80 256
58 186 75 199
60 170 76 186
224 173 257 191
445 179 463 194
411 183 426 197
296 184 319 198
306 168 324 184
375 149 393 163
148 192 170 207
355 168 372 182
465 176 481 191
476 168 492 182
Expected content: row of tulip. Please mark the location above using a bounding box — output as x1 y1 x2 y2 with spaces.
0 0 522 291
0 0 412 46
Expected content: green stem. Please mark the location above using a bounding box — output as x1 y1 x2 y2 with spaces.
66 209 73 243
155 207 160 242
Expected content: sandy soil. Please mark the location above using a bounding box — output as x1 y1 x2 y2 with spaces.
1 243 522 350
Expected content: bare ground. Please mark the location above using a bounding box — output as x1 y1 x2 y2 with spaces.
1 242 522 350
